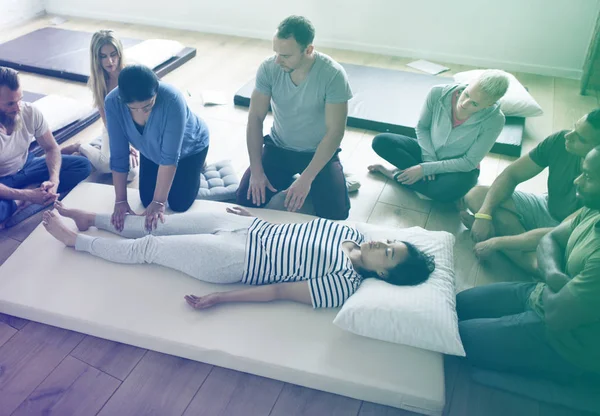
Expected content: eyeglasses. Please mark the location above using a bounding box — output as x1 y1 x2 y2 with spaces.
126 96 156 113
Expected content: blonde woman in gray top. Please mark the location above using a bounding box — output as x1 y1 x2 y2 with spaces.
369 70 509 202
61 30 138 181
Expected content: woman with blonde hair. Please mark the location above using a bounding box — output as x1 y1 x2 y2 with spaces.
368 70 510 202
62 30 138 180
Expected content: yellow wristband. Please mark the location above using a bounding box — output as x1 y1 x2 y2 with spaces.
474 213 493 221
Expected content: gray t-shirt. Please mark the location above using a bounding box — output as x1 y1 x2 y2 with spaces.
255 52 353 152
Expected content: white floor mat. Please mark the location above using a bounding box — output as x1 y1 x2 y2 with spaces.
0 183 445 415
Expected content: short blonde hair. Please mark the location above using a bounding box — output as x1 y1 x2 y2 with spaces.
474 70 510 103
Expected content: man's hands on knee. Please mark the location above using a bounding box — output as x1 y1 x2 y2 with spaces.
247 171 276 206
284 175 312 212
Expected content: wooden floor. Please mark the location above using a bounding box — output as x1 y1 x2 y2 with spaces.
0 13 599 416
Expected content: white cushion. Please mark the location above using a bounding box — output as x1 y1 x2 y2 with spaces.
125 39 185 69
32 94 94 134
333 224 466 356
453 69 543 118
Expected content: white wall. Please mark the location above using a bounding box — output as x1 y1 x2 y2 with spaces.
45 0 599 79
0 0 45 28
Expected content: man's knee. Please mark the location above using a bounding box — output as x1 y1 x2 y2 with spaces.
494 209 524 235
63 156 92 181
464 185 489 212
312 177 350 220
458 320 488 363
316 204 350 220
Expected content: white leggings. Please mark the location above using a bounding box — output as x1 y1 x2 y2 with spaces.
79 131 138 181
75 211 255 283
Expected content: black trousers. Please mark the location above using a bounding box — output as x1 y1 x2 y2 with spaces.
372 133 479 202
139 147 209 212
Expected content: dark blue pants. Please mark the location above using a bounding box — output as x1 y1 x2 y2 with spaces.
457 282 584 383
0 153 91 223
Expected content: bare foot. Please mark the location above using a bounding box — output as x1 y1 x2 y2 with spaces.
42 210 77 247
54 201 94 231
61 142 81 155
367 164 399 181
459 210 475 229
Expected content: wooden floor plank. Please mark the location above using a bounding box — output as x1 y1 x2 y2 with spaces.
183 366 283 416
359 402 422 416
270 383 361 416
0 313 29 330
70 335 147 381
11 356 120 416
0 322 84 416
0 236 20 267
98 350 212 416
0 321 17 348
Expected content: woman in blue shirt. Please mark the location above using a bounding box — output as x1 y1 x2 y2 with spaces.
106 65 210 231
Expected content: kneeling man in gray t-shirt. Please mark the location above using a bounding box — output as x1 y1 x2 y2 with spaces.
236 15 353 220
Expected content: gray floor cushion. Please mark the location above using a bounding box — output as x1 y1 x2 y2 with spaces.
197 160 239 202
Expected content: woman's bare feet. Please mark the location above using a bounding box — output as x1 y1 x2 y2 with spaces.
61 142 81 155
367 164 400 181
54 201 94 231
42 211 77 247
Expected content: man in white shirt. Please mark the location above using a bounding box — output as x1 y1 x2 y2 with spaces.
0 67 91 227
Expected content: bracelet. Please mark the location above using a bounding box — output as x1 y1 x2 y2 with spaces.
151 201 165 207
474 213 493 221
115 200 128 205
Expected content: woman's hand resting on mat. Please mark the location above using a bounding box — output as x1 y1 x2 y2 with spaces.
143 201 166 231
111 200 135 232
185 294 221 310
226 206 253 217
395 165 425 185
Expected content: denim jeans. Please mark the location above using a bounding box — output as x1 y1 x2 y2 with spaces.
0 153 91 223
457 282 584 383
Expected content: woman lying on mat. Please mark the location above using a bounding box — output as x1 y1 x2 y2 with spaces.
61 30 139 182
43 201 435 309
106 65 210 231
369 70 510 203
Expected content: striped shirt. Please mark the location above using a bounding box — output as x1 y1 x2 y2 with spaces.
243 218 365 308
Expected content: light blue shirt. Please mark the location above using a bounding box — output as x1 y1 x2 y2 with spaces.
106 82 209 173
416 84 505 176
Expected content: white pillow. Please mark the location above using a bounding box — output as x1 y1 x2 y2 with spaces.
453 69 543 118
333 224 466 356
32 95 94 135
125 39 185 70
